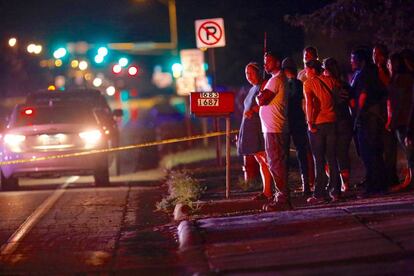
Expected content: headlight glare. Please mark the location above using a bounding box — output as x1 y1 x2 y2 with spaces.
4 134 26 145
79 130 102 144
4 134 26 152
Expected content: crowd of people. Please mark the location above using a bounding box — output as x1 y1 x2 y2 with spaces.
237 45 414 211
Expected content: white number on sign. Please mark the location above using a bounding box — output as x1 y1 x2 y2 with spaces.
197 98 219 106
200 92 219 98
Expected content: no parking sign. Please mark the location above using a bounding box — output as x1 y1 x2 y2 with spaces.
195 18 226 48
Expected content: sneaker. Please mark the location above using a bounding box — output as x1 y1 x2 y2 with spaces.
390 182 411 193
329 194 342 203
262 200 292 212
357 178 367 188
303 190 312 197
252 193 272 201
356 191 374 199
306 196 325 204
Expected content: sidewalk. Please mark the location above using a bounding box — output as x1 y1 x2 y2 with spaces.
178 191 414 275
171 148 414 275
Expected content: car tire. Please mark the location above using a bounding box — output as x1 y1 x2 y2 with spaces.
94 164 110 186
1 170 19 191
114 154 120 176
109 136 121 176
109 153 120 176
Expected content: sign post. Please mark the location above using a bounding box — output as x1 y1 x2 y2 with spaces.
190 91 234 198
225 115 231 199
195 18 226 166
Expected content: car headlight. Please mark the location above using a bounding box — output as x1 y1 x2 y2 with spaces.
3 134 26 152
79 130 102 148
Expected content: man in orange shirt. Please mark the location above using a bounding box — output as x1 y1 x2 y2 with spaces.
303 60 341 203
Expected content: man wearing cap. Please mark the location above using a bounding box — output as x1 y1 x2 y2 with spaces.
297 46 319 83
282 57 314 197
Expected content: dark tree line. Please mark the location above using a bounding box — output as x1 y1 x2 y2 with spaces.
285 0 414 51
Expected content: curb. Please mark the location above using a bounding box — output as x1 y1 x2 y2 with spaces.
177 220 203 251
174 203 191 221
174 198 266 222
177 220 211 274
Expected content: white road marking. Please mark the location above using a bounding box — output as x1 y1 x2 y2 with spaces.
0 176 80 257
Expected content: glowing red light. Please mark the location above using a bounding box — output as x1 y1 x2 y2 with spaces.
128 66 138 76
22 108 35 116
112 64 122 74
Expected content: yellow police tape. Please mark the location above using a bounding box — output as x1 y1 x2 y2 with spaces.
0 130 239 165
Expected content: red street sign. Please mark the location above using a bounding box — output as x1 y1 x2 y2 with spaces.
195 18 226 48
198 21 223 46
190 92 234 116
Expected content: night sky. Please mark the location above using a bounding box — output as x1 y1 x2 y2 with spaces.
0 0 332 90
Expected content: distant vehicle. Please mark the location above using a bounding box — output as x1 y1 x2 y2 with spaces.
26 89 123 148
26 89 123 175
0 102 110 191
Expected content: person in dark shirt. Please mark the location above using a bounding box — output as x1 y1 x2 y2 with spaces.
373 44 399 186
350 48 389 195
323 57 353 193
401 49 414 74
281 57 314 197
386 52 414 191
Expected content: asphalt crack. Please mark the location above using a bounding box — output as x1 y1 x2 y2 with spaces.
341 208 406 251
108 184 131 272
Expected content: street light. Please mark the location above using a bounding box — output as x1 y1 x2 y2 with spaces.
128 66 138 76
8 38 17 47
171 63 183 78
106 86 116 96
33 45 42 54
94 55 104 64
55 59 63 67
119 57 129 67
71 60 79 68
53 47 67 59
112 64 122 74
98 47 108 56
79 60 88 71
27 44 36 53
93 77 103 87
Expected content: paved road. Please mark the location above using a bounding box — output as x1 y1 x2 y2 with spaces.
179 192 414 275
0 176 185 274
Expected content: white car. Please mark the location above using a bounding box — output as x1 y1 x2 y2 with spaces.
0 103 110 191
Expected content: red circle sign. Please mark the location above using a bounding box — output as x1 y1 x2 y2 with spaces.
197 21 223 46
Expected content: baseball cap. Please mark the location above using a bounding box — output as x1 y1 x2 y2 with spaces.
281 57 297 70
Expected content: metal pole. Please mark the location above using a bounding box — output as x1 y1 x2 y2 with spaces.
167 0 178 54
209 48 222 166
225 116 231 198
263 31 267 79
214 118 222 166
184 96 193 147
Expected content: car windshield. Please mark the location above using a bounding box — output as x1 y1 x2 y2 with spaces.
13 106 97 127
27 92 111 111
